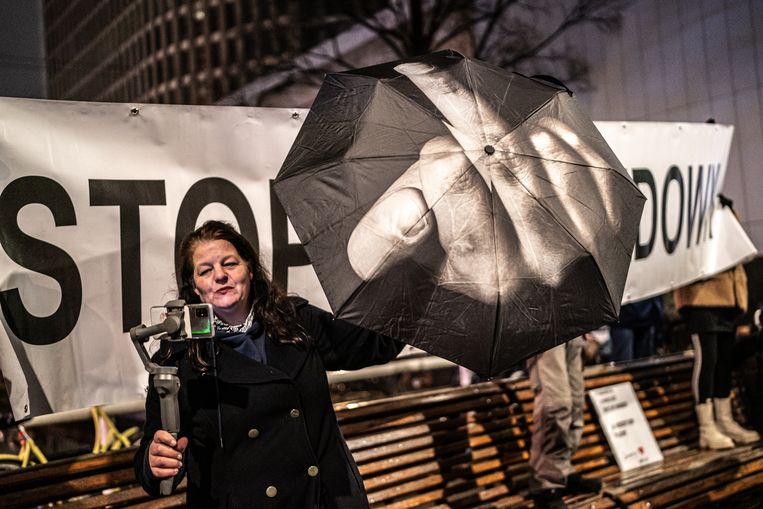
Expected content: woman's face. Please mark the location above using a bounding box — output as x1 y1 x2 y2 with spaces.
191 239 253 324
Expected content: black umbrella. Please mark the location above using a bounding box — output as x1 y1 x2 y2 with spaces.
274 50 644 376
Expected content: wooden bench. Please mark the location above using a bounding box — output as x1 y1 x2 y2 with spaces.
577 356 763 509
1 352 761 508
336 351 763 508
0 448 186 509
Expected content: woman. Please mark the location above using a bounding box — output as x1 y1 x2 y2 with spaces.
134 220 403 508
674 263 760 449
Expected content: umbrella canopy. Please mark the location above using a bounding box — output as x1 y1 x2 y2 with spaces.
274 50 645 376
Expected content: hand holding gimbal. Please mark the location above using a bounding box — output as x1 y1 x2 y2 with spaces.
131 300 214 495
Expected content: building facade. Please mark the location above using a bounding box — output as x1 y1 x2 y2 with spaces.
43 0 353 104
574 0 763 252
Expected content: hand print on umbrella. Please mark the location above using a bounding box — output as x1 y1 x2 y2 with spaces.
275 51 644 376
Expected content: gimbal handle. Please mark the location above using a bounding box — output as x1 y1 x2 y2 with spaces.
129 300 186 496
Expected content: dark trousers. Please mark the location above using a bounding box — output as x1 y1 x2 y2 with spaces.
681 307 738 404
610 325 657 362
691 330 734 403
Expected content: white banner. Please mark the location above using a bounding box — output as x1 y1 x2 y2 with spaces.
0 99 756 420
0 98 324 420
597 122 758 303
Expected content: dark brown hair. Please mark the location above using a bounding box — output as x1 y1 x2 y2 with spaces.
175 220 309 371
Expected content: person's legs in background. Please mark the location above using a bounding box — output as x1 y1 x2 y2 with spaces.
563 337 600 494
734 325 763 436
564 338 585 455
712 330 760 444
691 331 734 449
609 326 634 362
527 338 600 509
528 344 571 497
633 325 657 360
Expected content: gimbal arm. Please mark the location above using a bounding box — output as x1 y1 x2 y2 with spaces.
129 301 186 496
129 314 182 374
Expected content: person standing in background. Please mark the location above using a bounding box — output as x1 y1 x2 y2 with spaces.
609 296 664 362
674 195 760 449
526 336 602 509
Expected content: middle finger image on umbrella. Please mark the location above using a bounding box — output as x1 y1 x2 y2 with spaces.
274 50 645 376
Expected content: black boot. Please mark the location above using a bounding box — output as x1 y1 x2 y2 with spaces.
531 488 567 509
565 473 602 494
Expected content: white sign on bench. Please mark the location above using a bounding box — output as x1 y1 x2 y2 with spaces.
588 381 664 471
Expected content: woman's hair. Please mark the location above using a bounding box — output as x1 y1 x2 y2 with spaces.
175 220 309 371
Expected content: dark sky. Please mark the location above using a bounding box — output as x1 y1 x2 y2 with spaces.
0 0 46 98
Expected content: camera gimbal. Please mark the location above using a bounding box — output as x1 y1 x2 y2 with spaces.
129 299 186 496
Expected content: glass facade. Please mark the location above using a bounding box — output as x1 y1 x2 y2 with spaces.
43 0 353 104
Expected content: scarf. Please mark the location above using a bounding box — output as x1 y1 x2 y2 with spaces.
214 304 256 334
214 305 267 363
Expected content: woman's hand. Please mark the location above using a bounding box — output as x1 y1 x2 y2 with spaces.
148 430 188 478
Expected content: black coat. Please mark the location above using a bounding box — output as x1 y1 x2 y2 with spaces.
134 300 403 508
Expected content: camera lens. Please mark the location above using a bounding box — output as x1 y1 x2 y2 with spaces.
196 308 208 317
